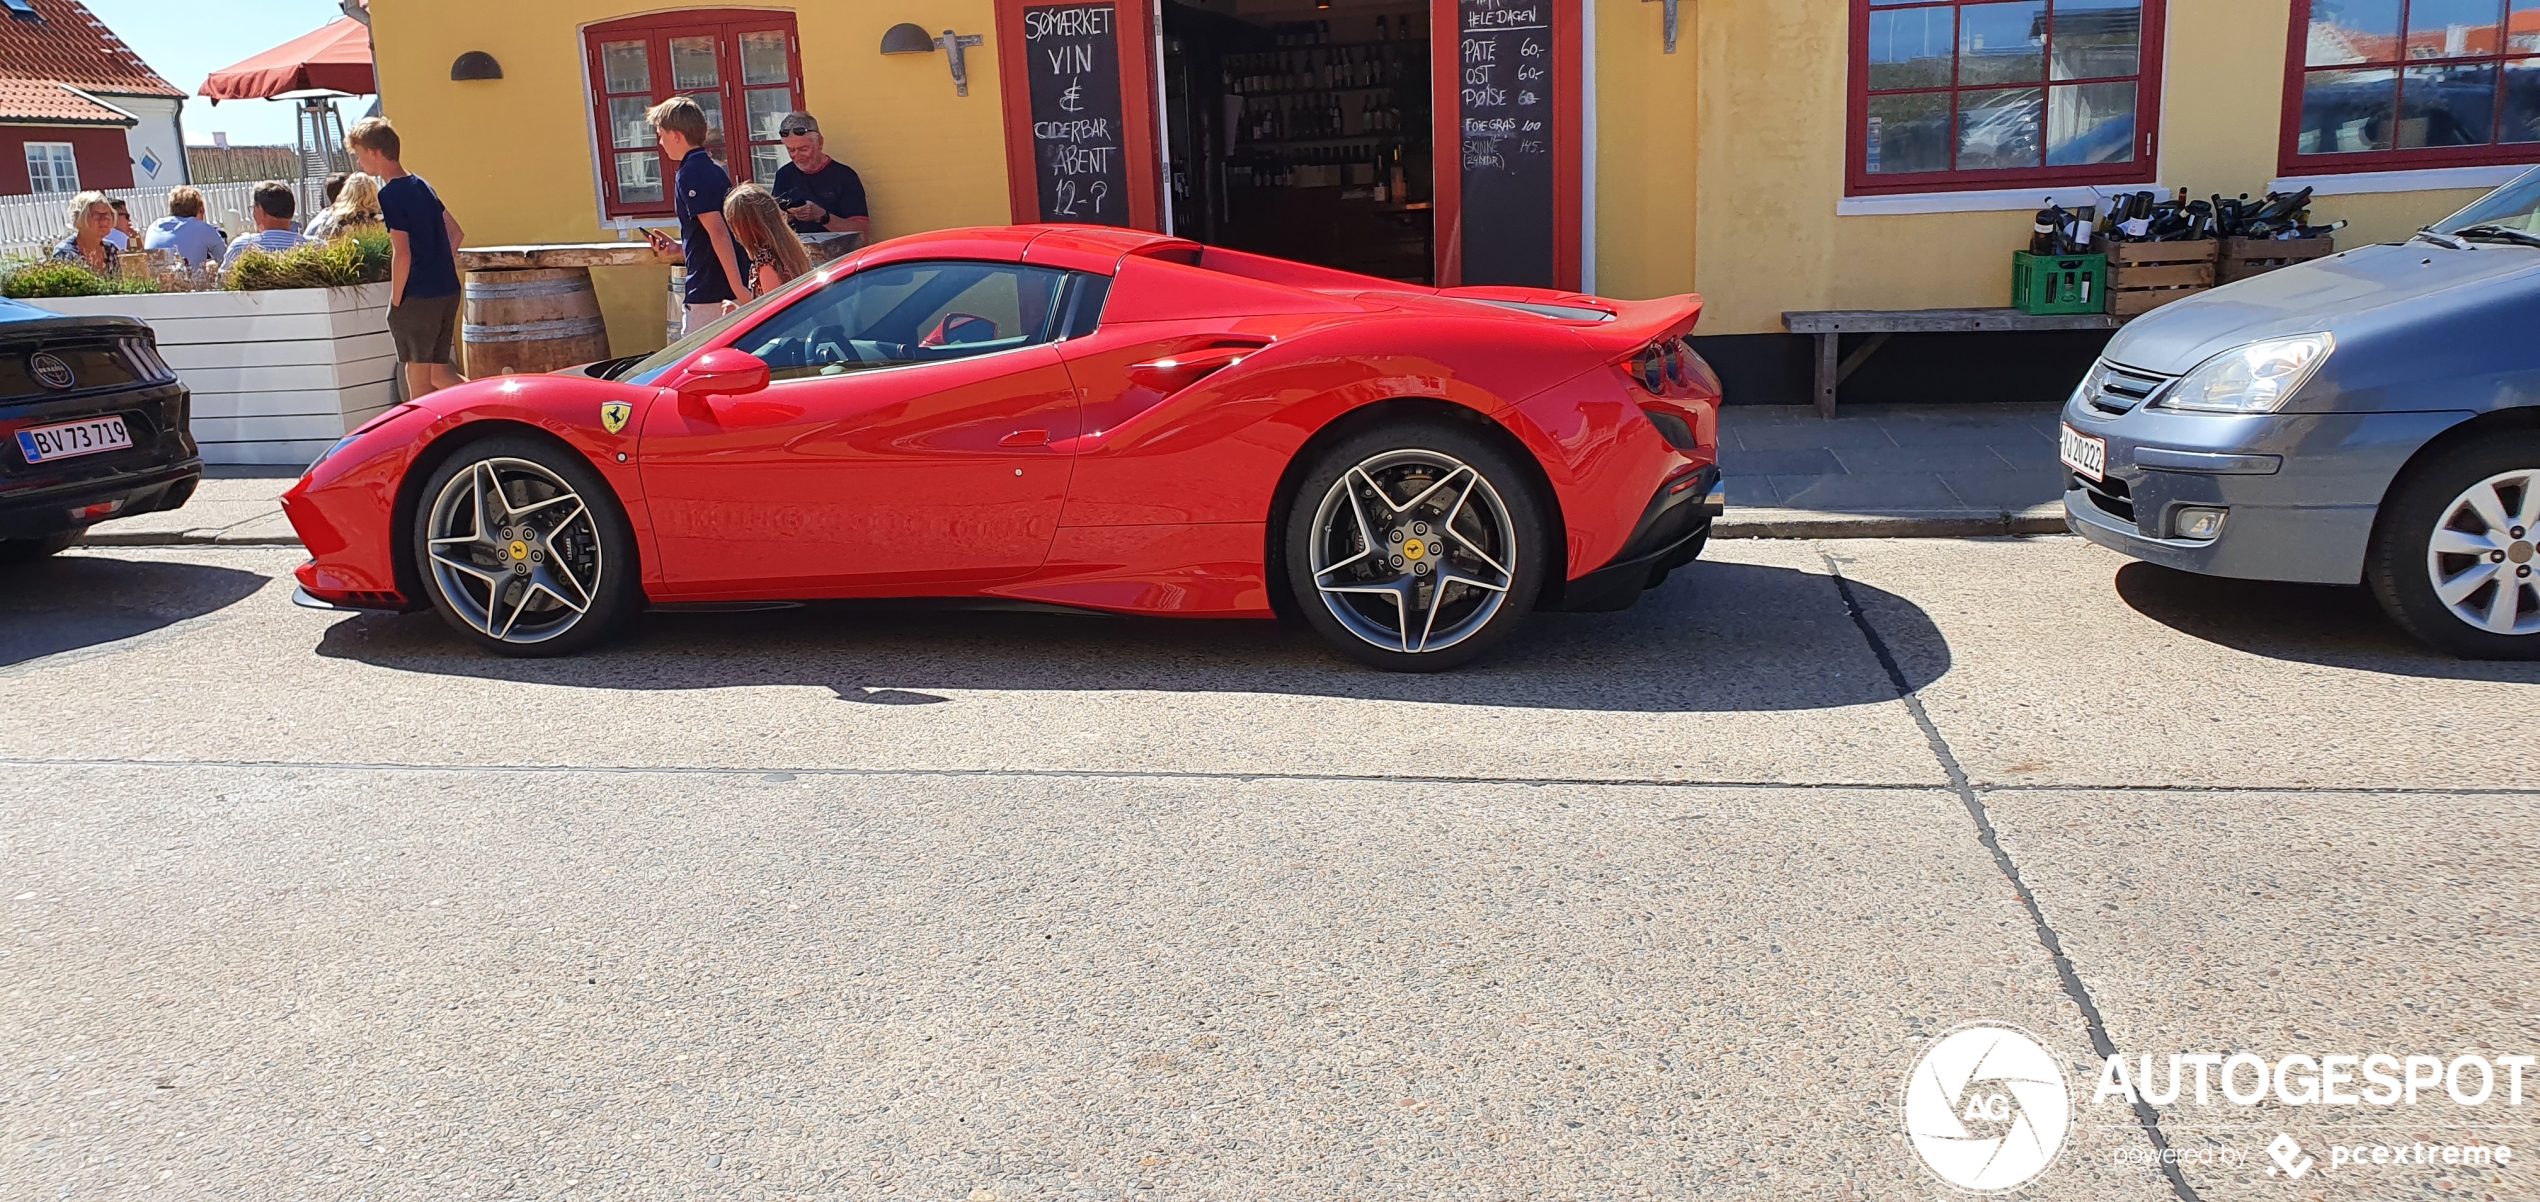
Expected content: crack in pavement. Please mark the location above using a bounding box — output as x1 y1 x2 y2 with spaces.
1818 546 2203 1202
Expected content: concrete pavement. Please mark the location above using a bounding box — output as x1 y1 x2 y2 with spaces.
2 538 2531 1201
80 404 2074 547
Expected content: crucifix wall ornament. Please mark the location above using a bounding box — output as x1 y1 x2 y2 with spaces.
937 29 987 96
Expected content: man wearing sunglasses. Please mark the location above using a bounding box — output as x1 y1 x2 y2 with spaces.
769 112 872 241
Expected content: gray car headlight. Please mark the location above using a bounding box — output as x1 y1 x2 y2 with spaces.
2157 333 2335 414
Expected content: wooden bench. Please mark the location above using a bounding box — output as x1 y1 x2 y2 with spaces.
1781 308 2123 418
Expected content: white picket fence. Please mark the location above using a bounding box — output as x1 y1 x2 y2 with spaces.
0 179 331 262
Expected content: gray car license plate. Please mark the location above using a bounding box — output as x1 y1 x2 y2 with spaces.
2059 423 2105 482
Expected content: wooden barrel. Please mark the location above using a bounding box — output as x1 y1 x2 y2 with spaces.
461 267 612 376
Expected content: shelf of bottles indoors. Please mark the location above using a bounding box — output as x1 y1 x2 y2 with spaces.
1225 27 1427 196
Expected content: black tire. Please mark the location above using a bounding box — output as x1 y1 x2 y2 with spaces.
410 435 640 657
0 528 81 565
2366 433 2540 660
1282 419 1550 672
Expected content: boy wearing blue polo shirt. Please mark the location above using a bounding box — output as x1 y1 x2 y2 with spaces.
641 97 751 333
350 117 467 398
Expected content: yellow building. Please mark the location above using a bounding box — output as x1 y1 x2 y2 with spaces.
370 0 2538 389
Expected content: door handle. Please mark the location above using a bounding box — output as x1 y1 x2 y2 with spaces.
999 428 1049 448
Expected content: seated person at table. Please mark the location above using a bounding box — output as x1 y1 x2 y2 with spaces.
769 112 870 240
221 181 311 270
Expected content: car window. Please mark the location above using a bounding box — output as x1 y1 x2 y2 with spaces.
2438 165 2540 236
732 260 1069 383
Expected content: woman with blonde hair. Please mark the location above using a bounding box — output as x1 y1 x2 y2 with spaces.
307 172 385 240
51 191 117 273
721 183 811 300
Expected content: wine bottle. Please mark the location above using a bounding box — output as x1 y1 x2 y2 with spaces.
2031 204 2061 255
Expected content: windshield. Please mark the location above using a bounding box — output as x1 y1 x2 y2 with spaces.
621 267 832 387
2436 166 2540 236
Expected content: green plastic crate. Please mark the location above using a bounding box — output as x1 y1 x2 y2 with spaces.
2012 251 2108 315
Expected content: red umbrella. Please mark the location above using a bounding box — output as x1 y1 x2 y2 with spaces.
200 17 374 101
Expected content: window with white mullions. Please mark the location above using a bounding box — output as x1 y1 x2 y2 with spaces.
24 143 78 194
2286 0 2540 174
1850 0 2167 195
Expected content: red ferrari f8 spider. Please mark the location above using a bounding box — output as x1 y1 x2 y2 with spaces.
283 226 1723 670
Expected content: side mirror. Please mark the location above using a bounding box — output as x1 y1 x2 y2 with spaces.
672 347 770 400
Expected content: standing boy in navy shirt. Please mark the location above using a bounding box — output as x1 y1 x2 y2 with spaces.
350 117 467 398
641 96 750 333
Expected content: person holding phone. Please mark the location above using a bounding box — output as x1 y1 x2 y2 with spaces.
643 95 750 334
769 112 870 240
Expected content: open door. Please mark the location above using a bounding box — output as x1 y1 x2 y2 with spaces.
1431 0 1582 289
996 0 1168 230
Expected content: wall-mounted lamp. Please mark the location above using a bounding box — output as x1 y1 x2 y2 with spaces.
881 21 985 97
450 50 503 81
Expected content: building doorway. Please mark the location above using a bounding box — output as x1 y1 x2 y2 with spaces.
1158 0 1434 282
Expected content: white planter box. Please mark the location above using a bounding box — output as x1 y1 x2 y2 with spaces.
32 283 394 465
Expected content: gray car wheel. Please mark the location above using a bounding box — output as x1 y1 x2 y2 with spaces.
2369 435 2540 660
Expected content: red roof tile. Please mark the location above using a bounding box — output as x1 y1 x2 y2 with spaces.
0 77 135 124
0 0 182 100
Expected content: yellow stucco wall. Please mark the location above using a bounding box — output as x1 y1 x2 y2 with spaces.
371 0 2517 351
370 0 1012 357
1642 0 2511 335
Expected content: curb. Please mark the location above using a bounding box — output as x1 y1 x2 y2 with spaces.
79 530 304 548
1715 507 2069 540
84 509 2077 549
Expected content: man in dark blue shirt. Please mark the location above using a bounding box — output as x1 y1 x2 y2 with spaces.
641 96 748 333
769 112 872 240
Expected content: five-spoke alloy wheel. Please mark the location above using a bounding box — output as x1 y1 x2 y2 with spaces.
1285 422 1548 671
413 436 637 656
2370 434 2540 660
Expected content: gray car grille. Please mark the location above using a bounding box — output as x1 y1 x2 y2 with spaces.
2076 360 2173 415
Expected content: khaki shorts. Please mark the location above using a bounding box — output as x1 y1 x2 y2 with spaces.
389 292 460 365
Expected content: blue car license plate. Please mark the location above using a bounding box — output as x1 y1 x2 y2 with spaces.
16 415 132 464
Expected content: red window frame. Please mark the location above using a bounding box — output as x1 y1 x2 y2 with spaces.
2278 0 2540 177
1846 0 2167 196
584 10 804 220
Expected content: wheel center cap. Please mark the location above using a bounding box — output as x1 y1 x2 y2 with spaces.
509 539 530 561
1403 539 1426 562
2512 541 2535 565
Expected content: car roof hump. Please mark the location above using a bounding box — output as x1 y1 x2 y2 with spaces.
1021 225 1200 274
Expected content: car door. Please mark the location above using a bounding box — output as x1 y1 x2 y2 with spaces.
640 259 1091 594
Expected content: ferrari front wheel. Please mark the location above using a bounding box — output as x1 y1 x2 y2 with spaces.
1285 422 1549 671
411 436 639 656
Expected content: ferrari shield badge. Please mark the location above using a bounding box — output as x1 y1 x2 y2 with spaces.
599 401 632 435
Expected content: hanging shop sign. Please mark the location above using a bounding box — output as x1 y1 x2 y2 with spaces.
997 0 1163 230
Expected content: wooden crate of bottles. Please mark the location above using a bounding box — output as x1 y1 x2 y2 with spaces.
2093 238 2217 318
2218 235 2336 284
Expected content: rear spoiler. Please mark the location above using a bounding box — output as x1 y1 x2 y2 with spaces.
1437 287 1703 355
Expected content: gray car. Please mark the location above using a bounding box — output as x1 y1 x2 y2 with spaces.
2062 167 2540 659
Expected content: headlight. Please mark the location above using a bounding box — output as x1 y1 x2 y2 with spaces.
2157 334 2335 414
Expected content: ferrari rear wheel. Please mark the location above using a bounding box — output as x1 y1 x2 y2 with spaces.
1285 422 1549 671
412 436 639 657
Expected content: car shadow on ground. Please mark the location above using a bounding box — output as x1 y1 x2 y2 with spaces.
1 555 270 669
2115 562 2540 682
312 559 1948 713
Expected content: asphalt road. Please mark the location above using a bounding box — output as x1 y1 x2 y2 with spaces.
2 538 2534 1201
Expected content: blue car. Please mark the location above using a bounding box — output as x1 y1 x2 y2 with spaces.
2063 167 2540 660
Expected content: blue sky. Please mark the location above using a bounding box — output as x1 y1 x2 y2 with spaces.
82 0 374 148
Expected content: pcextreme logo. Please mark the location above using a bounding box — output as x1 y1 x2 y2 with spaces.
1903 1023 2072 1192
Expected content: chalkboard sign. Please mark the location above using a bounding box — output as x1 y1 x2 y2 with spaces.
1456 0 1554 287
1022 3 1130 226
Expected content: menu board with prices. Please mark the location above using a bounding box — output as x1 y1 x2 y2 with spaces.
1455 0 1554 287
